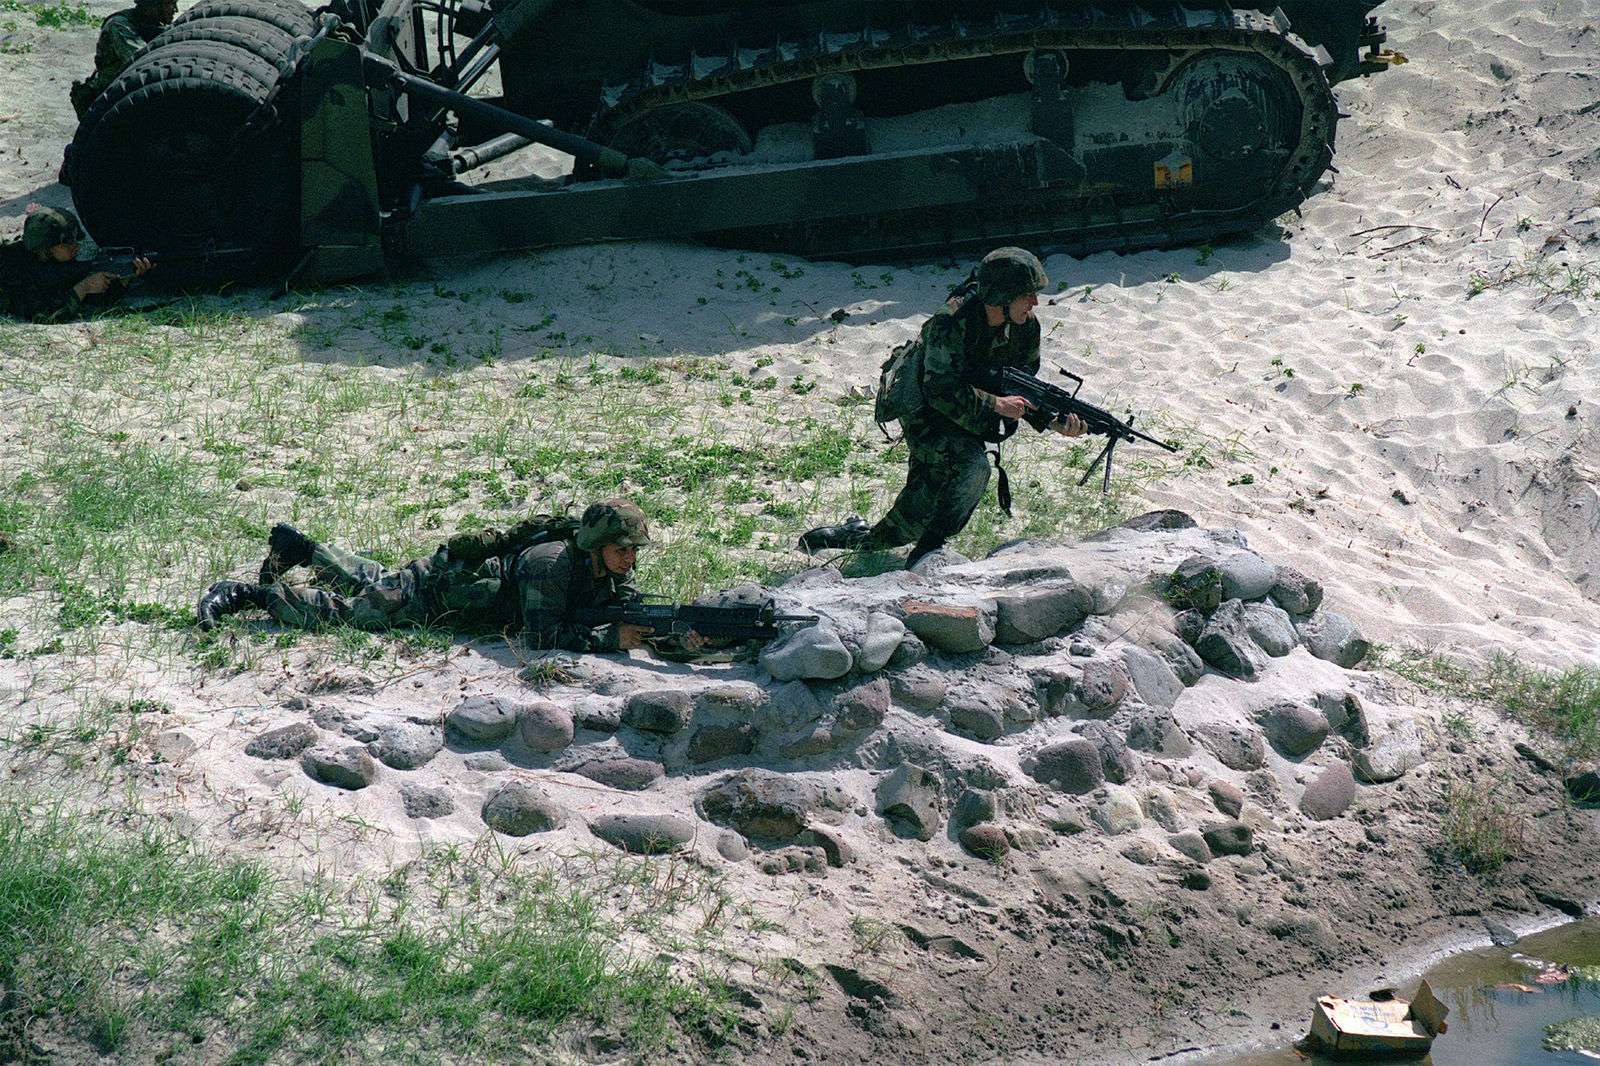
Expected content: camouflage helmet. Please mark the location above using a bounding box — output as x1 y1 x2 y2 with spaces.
23 206 85 253
576 497 651 551
975 246 1048 306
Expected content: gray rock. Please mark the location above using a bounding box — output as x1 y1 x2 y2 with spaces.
798 825 857 867
1174 608 1207 647
856 611 906 674
246 721 319 760
1124 709 1192 758
958 823 1010 860
1121 646 1183 709
447 694 519 743
1078 656 1130 715
369 721 443 770
887 631 928 668
1078 721 1135 784
1167 556 1222 612
1169 830 1213 863
1259 700 1330 757
481 780 566 835
715 831 750 862
1269 565 1323 615
761 623 853 680
1208 779 1245 818
1025 738 1105 794
464 751 511 772
949 701 1005 742
768 679 829 730
902 601 994 654
570 695 622 733
1353 718 1427 783
575 757 664 791
518 700 575 753
952 788 999 830
993 583 1093 644
1243 602 1298 657
1146 630 1206 686
687 722 757 764
1138 787 1182 833
1202 820 1254 856
890 668 947 712
1219 550 1277 601
834 677 889 732
301 744 377 790
1316 691 1370 747
589 812 697 854
698 769 817 842
623 689 692 735
1094 786 1143 835
1194 600 1267 679
876 762 943 841
1297 610 1371 668
1300 763 1356 821
779 725 841 758
696 685 765 717
1195 723 1266 771
398 782 454 819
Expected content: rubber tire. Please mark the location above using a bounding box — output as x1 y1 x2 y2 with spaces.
148 16 298 71
68 40 296 284
172 0 314 38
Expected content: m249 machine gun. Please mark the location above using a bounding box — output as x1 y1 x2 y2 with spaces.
64 0 1402 287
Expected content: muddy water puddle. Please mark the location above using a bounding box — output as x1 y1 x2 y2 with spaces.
1216 917 1600 1066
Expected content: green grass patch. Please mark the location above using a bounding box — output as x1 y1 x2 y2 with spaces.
0 803 736 1064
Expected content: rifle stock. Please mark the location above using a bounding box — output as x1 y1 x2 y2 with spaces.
568 601 817 641
963 364 1179 492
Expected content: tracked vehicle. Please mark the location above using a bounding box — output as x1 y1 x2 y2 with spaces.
66 0 1399 285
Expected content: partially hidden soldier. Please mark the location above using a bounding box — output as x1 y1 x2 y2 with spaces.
799 247 1086 568
0 206 151 323
69 0 178 121
196 498 698 653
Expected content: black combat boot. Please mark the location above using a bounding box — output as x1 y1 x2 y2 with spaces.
258 522 315 584
196 580 272 631
798 515 872 554
905 533 946 570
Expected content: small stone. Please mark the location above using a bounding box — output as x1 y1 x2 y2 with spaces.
589 812 696 854
399 782 454 819
574 757 664 791
302 744 377 790
481 779 566 835
1202 820 1253 857
959 824 1010 861
1025 739 1105 794
246 721 319 760
1300 763 1356 821
623 689 691 734
447 694 519 743
518 700 575 753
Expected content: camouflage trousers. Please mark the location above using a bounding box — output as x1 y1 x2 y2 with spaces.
265 539 512 632
870 417 991 552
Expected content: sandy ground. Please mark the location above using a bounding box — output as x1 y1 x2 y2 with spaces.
2 1 1600 1064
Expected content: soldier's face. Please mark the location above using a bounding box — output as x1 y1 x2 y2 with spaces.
599 544 636 576
1006 292 1038 325
45 241 79 262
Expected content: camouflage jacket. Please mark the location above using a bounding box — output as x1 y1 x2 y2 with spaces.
0 241 87 323
513 539 641 652
71 8 163 118
916 293 1048 440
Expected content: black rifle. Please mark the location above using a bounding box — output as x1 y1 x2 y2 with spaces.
569 599 818 642
31 245 259 288
964 364 1179 492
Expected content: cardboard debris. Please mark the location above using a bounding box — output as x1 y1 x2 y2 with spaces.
1308 980 1449 1056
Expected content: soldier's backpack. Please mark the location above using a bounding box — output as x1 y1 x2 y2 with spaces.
874 339 925 428
443 513 580 565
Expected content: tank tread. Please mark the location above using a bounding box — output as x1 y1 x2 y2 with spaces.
590 3 1340 258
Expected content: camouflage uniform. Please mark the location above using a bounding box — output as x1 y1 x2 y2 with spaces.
866 248 1055 555
0 207 127 323
262 539 521 632
197 500 651 650
70 4 171 119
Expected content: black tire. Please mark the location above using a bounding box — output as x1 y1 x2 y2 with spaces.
149 16 299 71
68 41 297 285
172 0 314 38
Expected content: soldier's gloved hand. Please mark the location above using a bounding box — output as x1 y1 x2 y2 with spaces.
679 629 706 653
